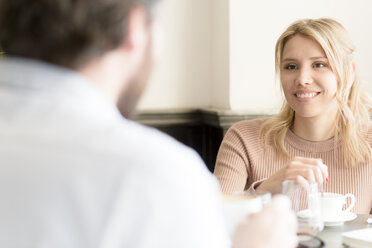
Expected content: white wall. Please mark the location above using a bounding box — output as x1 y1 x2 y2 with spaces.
138 0 213 110
210 0 230 109
139 0 372 113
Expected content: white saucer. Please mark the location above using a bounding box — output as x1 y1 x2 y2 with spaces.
297 209 311 219
323 212 357 227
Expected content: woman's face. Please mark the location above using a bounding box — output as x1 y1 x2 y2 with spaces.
280 35 338 121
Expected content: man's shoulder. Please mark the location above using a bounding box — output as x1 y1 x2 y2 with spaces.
106 119 209 175
116 119 196 156
110 120 218 200
102 122 227 248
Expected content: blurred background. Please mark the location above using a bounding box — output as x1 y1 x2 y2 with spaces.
134 0 372 171
139 0 372 112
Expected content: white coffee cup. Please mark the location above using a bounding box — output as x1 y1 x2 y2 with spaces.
221 192 263 238
320 192 355 221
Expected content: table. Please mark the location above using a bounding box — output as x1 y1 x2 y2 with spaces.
316 214 372 247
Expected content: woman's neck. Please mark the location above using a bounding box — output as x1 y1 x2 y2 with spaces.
291 113 338 141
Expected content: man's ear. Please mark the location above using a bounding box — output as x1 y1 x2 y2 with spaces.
121 5 150 69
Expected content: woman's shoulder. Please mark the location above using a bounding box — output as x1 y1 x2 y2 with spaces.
230 117 269 130
226 117 270 139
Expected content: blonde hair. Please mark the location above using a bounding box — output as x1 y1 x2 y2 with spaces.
260 18 372 166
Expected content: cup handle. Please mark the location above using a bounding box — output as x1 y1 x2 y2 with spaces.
342 193 355 213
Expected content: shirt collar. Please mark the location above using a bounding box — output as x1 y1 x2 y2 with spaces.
0 56 124 124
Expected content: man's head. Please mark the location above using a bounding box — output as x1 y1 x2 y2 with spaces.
0 0 158 69
0 0 160 117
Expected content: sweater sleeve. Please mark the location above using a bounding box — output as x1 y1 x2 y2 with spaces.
214 125 249 193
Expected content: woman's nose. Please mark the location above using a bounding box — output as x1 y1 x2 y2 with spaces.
295 68 313 86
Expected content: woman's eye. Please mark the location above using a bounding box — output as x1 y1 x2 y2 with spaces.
314 62 327 68
284 64 297 70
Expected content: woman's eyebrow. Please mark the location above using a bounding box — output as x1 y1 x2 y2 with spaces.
282 56 327 62
309 56 328 60
282 58 297 62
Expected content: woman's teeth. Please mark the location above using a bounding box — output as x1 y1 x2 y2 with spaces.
296 92 317 98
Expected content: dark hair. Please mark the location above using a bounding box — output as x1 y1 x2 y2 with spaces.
0 0 158 68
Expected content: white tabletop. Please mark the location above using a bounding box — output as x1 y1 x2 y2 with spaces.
316 214 372 247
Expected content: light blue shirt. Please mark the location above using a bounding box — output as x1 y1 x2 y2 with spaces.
0 57 229 248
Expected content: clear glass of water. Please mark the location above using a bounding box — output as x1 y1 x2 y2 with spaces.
282 180 324 236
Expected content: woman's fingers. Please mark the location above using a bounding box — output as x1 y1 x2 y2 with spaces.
258 157 329 194
294 157 328 181
286 157 328 185
295 175 310 190
285 166 315 183
304 166 323 185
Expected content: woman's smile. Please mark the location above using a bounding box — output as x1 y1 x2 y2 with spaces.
294 90 321 102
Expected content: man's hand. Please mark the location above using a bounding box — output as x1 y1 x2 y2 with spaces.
233 195 298 248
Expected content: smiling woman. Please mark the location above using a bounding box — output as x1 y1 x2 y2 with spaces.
214 18 372 215
280 35 339 140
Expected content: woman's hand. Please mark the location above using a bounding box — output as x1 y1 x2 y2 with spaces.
256 156 328 194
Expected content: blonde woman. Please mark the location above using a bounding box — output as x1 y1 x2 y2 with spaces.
214 18 372 214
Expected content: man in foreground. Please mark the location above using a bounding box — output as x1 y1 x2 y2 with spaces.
0 0 297 247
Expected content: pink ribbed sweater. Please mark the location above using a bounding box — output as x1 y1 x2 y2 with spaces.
214 118 372 214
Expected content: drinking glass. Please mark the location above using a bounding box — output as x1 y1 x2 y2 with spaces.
221 190 264 238
245 189 272 206
282 180 324 247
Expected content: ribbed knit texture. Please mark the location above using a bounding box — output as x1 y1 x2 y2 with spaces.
214 118 372 214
